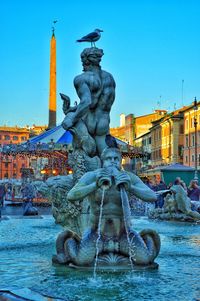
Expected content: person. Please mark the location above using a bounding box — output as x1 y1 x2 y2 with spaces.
62 47 116 156
187 180 200 202
145 178 157 191
174 177 187 191
174 177 182 185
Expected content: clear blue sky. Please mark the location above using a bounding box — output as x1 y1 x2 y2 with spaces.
1 0 200 128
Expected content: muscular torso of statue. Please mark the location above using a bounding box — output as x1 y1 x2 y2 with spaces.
89 182 125 238
74 69 115 136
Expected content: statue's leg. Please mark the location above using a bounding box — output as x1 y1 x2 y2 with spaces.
94 135 107 156
65 229 103 266
72 120 96 156
119 229 161 265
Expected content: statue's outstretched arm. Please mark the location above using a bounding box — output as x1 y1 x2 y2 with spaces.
129 174 157 202
67 172 97 201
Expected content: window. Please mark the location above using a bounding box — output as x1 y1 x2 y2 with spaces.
192 135 195 146
4 162 9 168
5 135 10 140
4 173 8 178
179 125 184 134
186 135 189 147
192 155 195 162
185 119 189 130
21 136 27 141
13 163 17 168
178 146 183 157
185 155 188 163
0 135 1 140
13 136 19 141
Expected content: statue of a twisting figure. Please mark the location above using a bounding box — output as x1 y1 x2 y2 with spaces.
62 48 116 159
53 148 161 267
52 46 161 269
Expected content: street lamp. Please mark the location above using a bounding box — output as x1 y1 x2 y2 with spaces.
194 97 198 181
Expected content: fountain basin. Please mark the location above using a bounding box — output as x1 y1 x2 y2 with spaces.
0 216 200 301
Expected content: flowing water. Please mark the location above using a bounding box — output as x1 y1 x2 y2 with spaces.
120 186 136 268
0 215 200 301
93 187 105 279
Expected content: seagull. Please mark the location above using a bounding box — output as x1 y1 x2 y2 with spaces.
76 29 103 47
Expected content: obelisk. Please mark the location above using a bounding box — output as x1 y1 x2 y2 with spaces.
48 27 56 129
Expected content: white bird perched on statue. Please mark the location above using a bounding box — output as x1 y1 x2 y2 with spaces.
76 29 103 47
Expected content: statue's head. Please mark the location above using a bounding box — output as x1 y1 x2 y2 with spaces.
101 147 122 170
81 48 104 71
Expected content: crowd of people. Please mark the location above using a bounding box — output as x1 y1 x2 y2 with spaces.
143 176 200 212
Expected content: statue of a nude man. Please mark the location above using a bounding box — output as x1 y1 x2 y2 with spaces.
53 148 161 267
62 48 116 157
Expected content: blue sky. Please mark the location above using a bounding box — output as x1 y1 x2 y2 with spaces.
1 0 200 128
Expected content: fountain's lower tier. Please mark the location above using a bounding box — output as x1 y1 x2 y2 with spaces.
52 227 161 268
0 216 200 301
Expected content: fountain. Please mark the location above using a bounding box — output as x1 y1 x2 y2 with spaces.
149 185 200 222
1 46 200 301
43 46 161 270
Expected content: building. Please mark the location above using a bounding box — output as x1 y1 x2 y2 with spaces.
134 131 152 172
134 110 166 140
110 110 166 172
0 126 30 179
150 109 185 167
183 101 200 168
110 114 133 144
29 125 47 138
110 110 166 145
